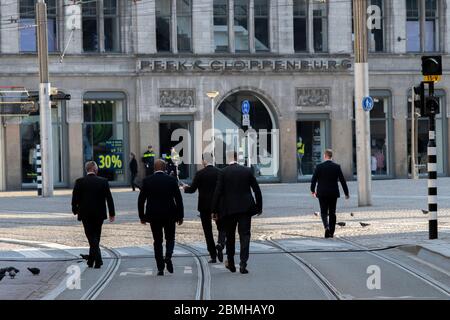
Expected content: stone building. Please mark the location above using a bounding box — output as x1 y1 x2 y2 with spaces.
0 0 449 190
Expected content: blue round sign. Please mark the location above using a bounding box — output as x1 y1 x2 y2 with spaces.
241 100 250 114
362 96 374 112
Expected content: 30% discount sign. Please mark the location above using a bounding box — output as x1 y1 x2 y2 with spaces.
98 154 123 170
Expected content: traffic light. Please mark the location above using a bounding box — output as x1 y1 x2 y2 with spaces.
426 96 440 115
413 84 426 116
422 56 442 76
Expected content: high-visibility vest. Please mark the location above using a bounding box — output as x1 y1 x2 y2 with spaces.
143 151 155 159
297 142 305 155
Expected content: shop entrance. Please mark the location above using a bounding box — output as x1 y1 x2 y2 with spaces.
159 116 194 181
296 115 330 180
215 90 279 181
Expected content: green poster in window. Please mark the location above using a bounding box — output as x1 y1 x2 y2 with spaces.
97 140 124 174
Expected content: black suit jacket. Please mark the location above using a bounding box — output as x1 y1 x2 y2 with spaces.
310 161 349 198
212 163 262 218
138 172 184 222
71 174 115 222
184 165 221 215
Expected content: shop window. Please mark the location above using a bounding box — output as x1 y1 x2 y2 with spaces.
83 93 126 183
20 0 57 52
20 99 66 186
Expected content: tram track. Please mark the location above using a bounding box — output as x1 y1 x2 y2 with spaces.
176 242 211 300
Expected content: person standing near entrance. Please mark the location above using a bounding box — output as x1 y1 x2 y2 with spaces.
71 161 116 269
142 145 155 176
297 137 305 176
138 159 184 276
212 151 262 274
310 149 349 239
183 153 226 263
129 153 138 191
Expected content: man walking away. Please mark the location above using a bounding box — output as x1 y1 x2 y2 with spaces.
142 145 155 176
183 153 226 263
310 149 350 239
138 159 184 276
129 153 138 191
212 151 262 274
72 161 115 269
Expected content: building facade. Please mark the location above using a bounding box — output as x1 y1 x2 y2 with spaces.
0 0 449 190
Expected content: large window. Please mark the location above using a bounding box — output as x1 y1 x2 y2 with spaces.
406 0 440 52
20 0 57 52
83 0 120 52
214 0 270 53
352 0 385 52
20 100 67 186
83 93 126 183
156 0 171 52
294 0 328 53
214 0 228 52
177 0 192 52
254 0 269 52
234 0 249 52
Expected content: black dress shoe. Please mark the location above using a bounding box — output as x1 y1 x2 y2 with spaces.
325 229 331 238
225 260 236 273
208 258 217 264
157 270 164 276
240 267 249 274
165 258 174 273
87 262 93 268
216 245 224 263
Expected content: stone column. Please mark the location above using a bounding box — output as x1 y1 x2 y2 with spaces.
193 0 214 53
328 0 353 54
275 0 294 54
63 0 83 54
392 88 408 178
1 0 20 53
4 118 22 190
391 0 407 54
66 90 84 186
134 0 156 53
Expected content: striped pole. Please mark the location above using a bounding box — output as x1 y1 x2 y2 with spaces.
428 82 438 239
36 144 43 196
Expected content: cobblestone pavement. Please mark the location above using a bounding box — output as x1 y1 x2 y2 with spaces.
0 178 450 249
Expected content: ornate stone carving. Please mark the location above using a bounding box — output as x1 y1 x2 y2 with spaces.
159 89 195 108
296 88 330 107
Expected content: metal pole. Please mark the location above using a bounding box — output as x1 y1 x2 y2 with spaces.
428 82 438 239
211 98 215 166
36 0 54 197
0 117 5 191
411 88 418 180
353 0 372 206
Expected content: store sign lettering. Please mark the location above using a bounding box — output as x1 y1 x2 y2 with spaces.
98 140 124 173
139 59 352 73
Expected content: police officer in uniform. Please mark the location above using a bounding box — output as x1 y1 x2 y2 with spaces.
297 137 305 176
142 145 155 176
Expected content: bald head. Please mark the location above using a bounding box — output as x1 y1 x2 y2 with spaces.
154 159 166 172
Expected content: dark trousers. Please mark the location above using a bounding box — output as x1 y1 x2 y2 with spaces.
130 172 137 191
200 213 227 259
318 197 338 235
145 165 154 177
224 213 252 268
150 219 176 271
82 220 104 265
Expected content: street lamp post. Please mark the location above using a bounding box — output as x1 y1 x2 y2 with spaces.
207 91 220 166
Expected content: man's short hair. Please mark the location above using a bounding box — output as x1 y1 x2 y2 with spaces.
202 152 213 164
85 161 98 173
148 145 152 149
324 149 333 159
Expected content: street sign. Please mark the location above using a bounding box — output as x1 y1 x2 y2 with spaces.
423 75 441 83
362 96 374 112
242 114 250 126
241 100 250 114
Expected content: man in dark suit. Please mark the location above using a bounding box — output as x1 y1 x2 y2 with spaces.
72 161 115 269
212 151 262 274
138 159 184 276
183 153 226 263
129 152 138 191
310 149 350 239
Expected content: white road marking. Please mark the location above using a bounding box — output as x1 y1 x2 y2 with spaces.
184 266 193 274
408 255 450 277
15 248 52 258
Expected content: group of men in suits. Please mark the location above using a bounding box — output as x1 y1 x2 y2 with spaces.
71 148 348 275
